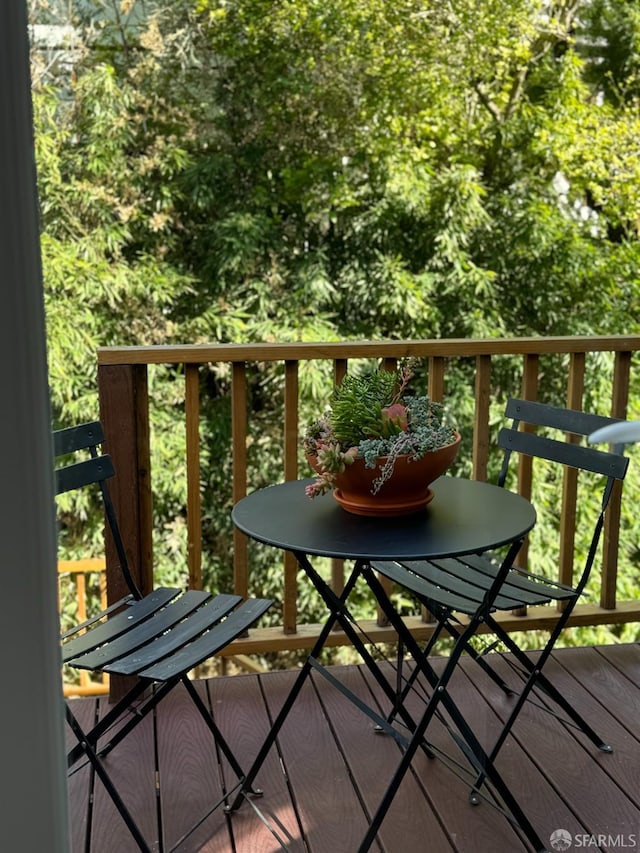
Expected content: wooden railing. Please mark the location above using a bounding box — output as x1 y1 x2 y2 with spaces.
96 336 640 661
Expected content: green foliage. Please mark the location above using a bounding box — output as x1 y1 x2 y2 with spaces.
577 0 640 105
34 0 640 355
181 0 640 346
30 0 640 661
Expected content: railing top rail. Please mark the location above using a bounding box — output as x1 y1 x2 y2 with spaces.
97 335 640 365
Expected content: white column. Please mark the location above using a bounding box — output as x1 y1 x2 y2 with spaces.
0 2 69 850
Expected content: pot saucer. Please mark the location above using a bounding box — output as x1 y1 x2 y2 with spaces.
332 487 434 517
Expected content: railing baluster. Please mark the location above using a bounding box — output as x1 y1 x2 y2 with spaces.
511 354 540 616
60 559 109 696
283 361 300 634
375 356 400 625
419 355 448 625
472 354 492 481
333 358 347 385
331 359 347 596
602 350 631 609
558 353 586 599
428 356 446 401
231 362 249 600
517 355 540 518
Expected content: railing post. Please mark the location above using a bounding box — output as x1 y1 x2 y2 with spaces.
98 363 153 702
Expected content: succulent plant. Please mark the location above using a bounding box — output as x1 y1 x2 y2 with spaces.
303 362 457 497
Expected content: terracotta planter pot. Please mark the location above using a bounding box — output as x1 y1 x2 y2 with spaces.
308 432 461 517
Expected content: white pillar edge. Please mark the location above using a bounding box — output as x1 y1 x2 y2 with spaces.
0 2 69 849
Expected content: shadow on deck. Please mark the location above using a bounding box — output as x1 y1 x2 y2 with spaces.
66 643 640 853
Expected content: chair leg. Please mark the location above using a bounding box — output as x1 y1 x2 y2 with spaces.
180 674 263 796
67 679 149 766
96 679 171 759
430 606 514 695
97 674 263 799
353 582 549 853
485 616 611 750
381 604 514 733
467 615 612 803
65 703 152 853
375 621 446 730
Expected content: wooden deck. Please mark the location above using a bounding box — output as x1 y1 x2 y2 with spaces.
66 643 640 853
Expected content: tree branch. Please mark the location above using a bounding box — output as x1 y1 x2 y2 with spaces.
472 79 503 122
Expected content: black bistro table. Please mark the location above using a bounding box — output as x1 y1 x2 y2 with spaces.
230 475 542 851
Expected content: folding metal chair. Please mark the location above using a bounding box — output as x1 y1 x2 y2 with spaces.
370 398 629 802
56 421 272 852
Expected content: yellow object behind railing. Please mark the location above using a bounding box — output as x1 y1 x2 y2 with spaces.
58 558 110 697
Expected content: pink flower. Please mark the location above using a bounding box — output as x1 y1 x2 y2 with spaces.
343 446 359 463
381 403 408 433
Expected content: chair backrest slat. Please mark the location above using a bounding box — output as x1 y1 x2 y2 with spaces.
503 398 622 438
55 456 115 495
497 428 629 480
53 421 104 457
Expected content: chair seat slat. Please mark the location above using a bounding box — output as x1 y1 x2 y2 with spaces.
400 558 539 609
69 589 215 669
138 598 273 682
61 587 180 663
372 560 487 615
101 593 243 675
60 593 134 640
456 552 576 600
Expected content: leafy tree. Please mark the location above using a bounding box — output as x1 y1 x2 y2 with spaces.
30 0 640 658
577 0 640 105
183 0 640 343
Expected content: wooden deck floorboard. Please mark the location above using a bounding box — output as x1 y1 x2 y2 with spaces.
66 644 640 853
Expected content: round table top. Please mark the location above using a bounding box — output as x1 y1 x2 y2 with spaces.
231 476 536 561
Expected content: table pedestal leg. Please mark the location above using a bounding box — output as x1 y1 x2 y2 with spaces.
226 555 369 812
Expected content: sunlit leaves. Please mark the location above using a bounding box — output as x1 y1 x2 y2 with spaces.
32 0 640 642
